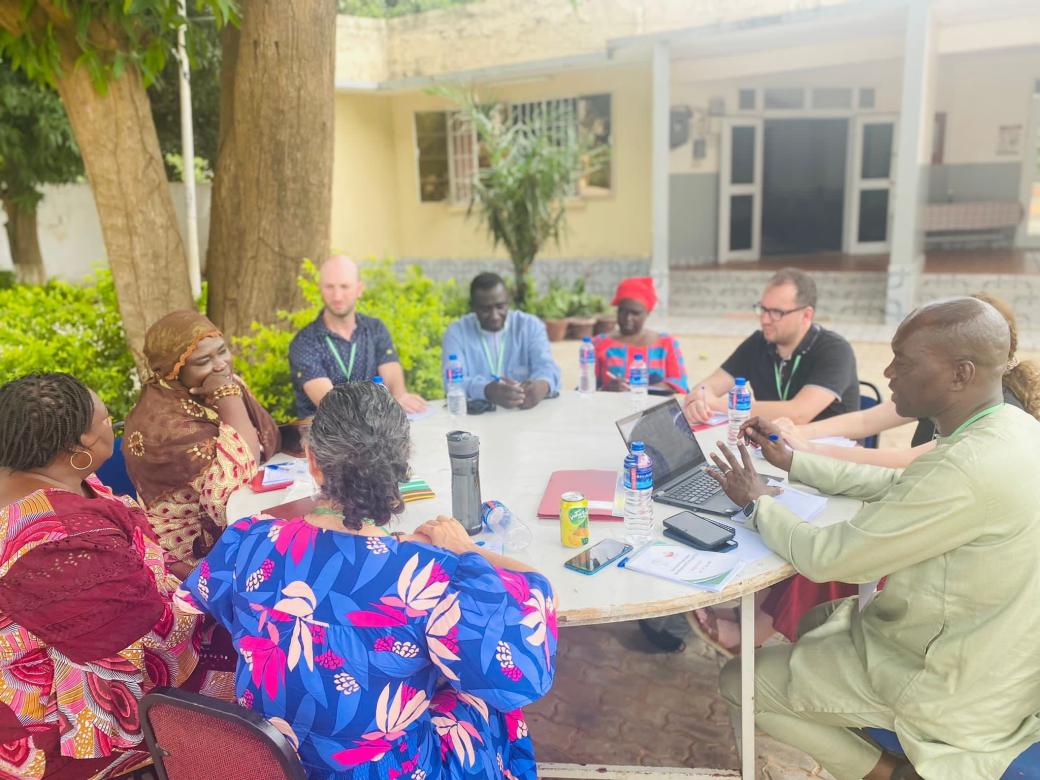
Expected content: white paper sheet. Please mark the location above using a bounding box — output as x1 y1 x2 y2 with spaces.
811 436 857 448
766 479 828 522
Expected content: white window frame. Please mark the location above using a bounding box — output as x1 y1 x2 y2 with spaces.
718 118 764 262
846 114 898 254
414 94 611 205
718 85 891 259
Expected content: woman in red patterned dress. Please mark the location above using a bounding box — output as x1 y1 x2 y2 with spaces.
0 373 210 779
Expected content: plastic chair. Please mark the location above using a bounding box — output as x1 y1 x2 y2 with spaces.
96 433 138 499
139 688 306 780
863 728 1040 778
859 381 883 450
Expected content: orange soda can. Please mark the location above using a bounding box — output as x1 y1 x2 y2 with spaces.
560 492 590 547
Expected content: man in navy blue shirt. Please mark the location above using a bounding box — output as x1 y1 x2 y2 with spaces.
289 256 428 418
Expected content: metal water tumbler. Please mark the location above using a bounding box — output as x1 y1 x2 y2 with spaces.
446 430 482 535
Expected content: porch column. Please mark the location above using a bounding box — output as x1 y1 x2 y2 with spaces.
651 40 671 315
886 0 936 325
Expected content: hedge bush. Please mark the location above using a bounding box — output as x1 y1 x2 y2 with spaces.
0 261 464 425
0 270 138 420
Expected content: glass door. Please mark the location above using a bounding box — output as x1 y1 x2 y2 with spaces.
847 115 896 254
718 118 763 262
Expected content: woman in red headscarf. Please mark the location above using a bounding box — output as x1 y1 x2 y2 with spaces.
593 277 689 394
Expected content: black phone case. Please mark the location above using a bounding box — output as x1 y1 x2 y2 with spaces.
662 526 738 553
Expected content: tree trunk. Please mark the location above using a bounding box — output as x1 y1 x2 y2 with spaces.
0 3 192 372
206 0 336 339
53 59 194 371
2 198 46 285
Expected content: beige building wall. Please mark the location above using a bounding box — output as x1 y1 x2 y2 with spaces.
374 0 855 81
331 94 400 258
329 62 653 262
936 48 1040 165
335 16 389 84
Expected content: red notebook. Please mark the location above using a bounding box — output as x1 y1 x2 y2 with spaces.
537 470 620 521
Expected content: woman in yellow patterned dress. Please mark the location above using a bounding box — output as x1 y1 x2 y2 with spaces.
123 311 280 579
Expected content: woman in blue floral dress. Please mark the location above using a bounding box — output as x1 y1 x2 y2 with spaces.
176 381 557 779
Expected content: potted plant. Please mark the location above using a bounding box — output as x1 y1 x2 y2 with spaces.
564 278 605 340
532 280 571 342
450 92 604 310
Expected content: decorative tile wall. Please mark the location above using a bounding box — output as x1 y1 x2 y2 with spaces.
394 256 651 297
669 268 1040 332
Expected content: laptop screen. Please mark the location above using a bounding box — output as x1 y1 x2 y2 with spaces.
615 399 707 486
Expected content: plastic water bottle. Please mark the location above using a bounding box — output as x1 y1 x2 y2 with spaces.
578 337 596 395
481 500 533 552
728 377 752 446
629 354 649 410
446 354 467 417
623 441 654 546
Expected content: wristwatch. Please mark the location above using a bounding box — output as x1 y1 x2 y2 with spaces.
741 500 757 519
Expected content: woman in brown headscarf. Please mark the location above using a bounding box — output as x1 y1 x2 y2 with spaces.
124 311 280 577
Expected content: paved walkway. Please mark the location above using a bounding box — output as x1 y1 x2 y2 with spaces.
525 620 833 778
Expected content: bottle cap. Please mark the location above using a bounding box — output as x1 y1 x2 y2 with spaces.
735 377 747 385
448 354 458 360
373 376 384 385
630 441 646 453
582 336 592 343
446 430 480 456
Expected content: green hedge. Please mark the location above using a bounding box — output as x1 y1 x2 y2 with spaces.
0 270 139 420
0 261 465 424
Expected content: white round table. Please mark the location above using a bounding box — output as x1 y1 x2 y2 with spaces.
227 391 862 779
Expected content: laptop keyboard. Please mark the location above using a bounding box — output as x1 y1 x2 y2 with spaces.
663 471 720 504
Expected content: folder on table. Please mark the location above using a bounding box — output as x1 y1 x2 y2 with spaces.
537 469 621 521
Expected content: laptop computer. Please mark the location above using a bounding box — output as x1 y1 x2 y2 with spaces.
615 398 742 517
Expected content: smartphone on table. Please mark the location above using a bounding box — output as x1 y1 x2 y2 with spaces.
663 510 737 552
564 538 634 575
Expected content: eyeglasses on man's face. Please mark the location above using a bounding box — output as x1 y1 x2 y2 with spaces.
753 302 808 322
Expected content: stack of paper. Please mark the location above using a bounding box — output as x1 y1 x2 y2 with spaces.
399 478 435 503
621 541 744 592
262 459 309 486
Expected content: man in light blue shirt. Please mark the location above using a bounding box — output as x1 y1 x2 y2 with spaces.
442 273 561 409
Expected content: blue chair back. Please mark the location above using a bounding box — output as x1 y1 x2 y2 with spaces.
863 728 1040 778
859 380 883 449
95 435 137 499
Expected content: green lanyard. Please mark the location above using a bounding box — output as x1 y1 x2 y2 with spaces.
480 324 507 376
773 354 803 401
325 336 357 381
947 403 1003 438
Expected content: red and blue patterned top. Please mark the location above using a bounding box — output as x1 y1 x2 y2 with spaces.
593 333 689 394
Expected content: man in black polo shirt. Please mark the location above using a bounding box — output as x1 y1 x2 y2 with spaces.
684 268 858 425
289 255 428 418
639 268 858 655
